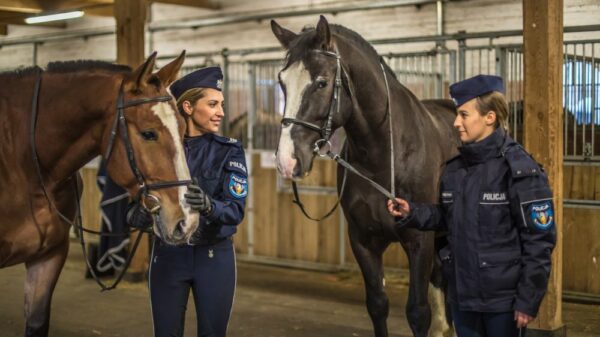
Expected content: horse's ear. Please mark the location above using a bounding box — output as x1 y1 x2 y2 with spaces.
316 15 332 50
129 52 157 91
155 50 186 86
271 20 297 50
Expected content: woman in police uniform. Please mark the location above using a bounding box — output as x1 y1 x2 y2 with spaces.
387 75 556 337
149 66 247 337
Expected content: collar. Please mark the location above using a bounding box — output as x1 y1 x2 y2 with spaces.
458 128 508 165
184 133 213 147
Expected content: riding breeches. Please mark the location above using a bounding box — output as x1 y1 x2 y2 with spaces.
450 301 525 337
149 237 236 337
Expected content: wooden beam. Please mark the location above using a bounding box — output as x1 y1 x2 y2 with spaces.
151 0 221 9
84 4 113 17
523 0 564 335
114 0 149 282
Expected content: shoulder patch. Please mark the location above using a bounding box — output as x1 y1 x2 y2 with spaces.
528 201 554 231
228 173 248 199
505 147 541 178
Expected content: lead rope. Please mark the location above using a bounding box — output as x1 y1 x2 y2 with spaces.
380 61 396 200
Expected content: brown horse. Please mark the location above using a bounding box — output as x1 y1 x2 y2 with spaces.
0 52 199 337
272 17 459 337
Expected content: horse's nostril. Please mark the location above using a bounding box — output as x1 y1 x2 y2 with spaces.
172 220 185 240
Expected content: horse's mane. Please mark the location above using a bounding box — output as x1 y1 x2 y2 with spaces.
46 60 131 74
285 24 397 81
0 60 131 80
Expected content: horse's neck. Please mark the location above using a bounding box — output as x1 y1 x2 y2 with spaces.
37 72 120 183
342 55 425 166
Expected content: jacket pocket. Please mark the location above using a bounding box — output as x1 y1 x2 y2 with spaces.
479 191 511 234
478 249 521 295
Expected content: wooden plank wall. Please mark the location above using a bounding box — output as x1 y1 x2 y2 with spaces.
80 157 599 294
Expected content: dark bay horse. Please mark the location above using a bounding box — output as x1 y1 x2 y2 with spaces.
272 17 460 337
0 52 199 337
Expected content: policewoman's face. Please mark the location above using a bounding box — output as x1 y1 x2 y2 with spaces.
453 98 496 144
185 88 225 136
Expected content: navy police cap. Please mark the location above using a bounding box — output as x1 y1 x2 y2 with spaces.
449 75 505 107
170 66 223 100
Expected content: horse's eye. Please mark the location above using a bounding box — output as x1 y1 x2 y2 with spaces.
140 130 158 141
317 80 328 88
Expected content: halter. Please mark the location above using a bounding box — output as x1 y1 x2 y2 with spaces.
29 69 190 291
280 49 398 221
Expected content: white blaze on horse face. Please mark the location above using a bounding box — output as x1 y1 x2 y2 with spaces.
277 61 312 179
151 102 199 238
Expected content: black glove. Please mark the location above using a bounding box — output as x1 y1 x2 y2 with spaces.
126 202 154 231
185 178 213 216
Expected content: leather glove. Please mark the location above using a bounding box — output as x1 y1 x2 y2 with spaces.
185 178 213 216
126 202 154 232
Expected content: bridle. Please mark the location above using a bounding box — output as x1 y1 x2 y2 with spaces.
103 84 192 212
280 49 343 157
279 48 399 221
29 68 190 290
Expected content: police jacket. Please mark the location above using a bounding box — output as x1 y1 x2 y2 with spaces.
185 133 248 241
398 128 556 317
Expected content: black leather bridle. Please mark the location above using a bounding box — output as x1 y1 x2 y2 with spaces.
29 68 191 290
280 49 343 157
278 49 399 221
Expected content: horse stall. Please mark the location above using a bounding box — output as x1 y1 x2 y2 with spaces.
2 1 600 337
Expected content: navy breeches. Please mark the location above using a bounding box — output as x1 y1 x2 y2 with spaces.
149 237 236 337
451 301 525 337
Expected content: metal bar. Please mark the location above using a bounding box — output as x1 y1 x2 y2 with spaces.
338 207 346 267
246 64 257 256
150 0 439 32
222 48 230 136
32 42 38 67
582 43 588 158
592 42 597 156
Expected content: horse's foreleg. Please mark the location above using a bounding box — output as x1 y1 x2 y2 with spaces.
349 233 390 337
24 239 69 337
399 229 440 337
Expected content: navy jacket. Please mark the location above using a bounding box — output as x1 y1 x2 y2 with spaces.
398 128 556 317
185 133 248 240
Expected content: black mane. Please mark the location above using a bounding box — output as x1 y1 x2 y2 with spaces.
46 60 131 73
0 60 131 80
286 24 383 65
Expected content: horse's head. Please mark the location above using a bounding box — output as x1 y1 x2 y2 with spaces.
271 16 353 180
103 51 199 245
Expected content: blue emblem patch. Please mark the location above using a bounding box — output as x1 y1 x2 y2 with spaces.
228 173 247 199
528 201 554 230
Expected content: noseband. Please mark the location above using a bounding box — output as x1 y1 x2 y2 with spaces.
280 49 343 157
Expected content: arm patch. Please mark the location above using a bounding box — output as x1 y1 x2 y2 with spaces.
517 188 554 230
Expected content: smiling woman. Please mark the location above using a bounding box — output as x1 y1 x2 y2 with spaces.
134 66 248 337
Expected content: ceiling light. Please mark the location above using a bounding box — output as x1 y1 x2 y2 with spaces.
25 11 84 24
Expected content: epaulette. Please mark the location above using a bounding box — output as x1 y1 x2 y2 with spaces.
213 135 241 146
504 145 541 178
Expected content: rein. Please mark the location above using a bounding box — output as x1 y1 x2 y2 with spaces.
29 69 190 291
282 49 397 221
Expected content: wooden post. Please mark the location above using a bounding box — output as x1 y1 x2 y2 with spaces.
523 0 564 335
114 0 149 282
0 24 7 35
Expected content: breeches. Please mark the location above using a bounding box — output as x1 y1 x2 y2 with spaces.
149 238 236 337
451 301 525 337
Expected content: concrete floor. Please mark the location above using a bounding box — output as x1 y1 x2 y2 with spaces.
1 241 599 337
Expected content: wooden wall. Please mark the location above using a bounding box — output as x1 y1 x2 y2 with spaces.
79 156 600 295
